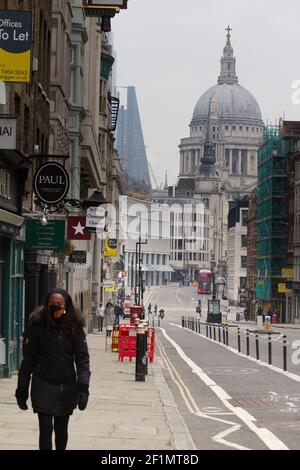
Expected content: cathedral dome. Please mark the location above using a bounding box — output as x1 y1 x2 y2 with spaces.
191 26 263 126
192 83 263 124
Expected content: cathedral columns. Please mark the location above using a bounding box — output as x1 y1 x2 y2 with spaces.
239 149 242 175
229 149 233 174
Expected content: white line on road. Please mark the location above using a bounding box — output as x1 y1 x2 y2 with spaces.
171 323 300 383
160 327 289 450
156 338 249 450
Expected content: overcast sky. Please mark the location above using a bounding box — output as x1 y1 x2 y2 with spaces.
113 0 300 187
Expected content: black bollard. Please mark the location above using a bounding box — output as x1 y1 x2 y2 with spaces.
222 326 226 345
144 325 149 375
218 326 221 343
283 335 287 371
255 332 260 361
209 324 212 339
246 329 250 356
237 328 241 353
226 326 229 346
268 333 272 365
206 323 208 337
182 317 185 328
213 326 216 341
135 324 146 382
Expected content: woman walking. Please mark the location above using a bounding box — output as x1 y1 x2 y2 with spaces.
15 288 91 451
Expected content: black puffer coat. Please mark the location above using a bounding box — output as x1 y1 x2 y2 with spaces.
17 310 90 416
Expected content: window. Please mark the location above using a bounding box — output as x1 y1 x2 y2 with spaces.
225 125 229 130
239 126 243 131
241 235 247 248
178 253 182 261
232 126 236 130
240 277 247 289
241 256 247 268
241 210 248 226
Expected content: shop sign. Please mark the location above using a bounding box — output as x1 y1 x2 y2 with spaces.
25 219 65 251
0 116 16 149
104 238 117 257
84 0 127 9
282 268 293 280
278 283 292 294
0 10 32 83
86 206 106 230
34 162 69 205
69 251 87 264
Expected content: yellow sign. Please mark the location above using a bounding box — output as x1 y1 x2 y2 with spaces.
282 269 293 280
257 280 265 286
104 283 117 293
0 11 32 83
104 238 117 257
278 283 292 294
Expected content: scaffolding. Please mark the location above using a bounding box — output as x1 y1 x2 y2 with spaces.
256 126 294 312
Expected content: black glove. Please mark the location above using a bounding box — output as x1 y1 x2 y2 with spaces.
77 383 89 411
15 388 28 411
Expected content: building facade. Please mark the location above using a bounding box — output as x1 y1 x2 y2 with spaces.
227 199 249 305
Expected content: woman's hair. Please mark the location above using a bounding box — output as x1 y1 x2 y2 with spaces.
30 288 85 335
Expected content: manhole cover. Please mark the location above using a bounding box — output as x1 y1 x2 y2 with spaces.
229 397 272 409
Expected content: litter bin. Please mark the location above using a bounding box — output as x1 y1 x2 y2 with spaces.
264 315 271 331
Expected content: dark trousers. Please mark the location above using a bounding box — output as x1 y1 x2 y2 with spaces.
98 316 104 331
38 413 70 450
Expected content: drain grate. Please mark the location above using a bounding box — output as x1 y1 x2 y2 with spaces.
229 397 273 409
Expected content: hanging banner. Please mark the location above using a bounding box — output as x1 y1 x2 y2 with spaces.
0 10 32 83
104 238 117 257
67 216 91 241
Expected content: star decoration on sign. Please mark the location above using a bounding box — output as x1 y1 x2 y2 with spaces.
73 222 85 235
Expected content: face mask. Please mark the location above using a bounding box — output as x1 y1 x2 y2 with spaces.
48 303 66 319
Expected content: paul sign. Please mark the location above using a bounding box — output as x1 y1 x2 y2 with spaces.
34 162 70 205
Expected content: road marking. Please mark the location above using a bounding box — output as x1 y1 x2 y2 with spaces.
156 338 249 450
171 323 300 383
159 327 289 450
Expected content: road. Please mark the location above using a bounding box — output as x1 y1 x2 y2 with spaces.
148 286 300 450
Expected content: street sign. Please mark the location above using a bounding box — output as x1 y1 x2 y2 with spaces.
282 268 293 280
34 162 69 205
69 251 87 264
25 219 65 251
102 280 114 289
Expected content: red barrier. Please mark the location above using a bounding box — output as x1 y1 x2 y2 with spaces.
118 324 155 363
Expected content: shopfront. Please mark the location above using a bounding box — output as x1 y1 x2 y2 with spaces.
0 151 27 377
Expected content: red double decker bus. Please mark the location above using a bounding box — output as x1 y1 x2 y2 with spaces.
197 269 212 294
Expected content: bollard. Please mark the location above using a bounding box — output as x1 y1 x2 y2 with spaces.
268 333 272 365
209 324 212 339
255 332 260 361
144 325 149 375
198 320 201 335
246 329 250 356
283 335 287 371
222 326 226 345
237 328 241 353
206 323 208 337
182 317 185 328
213 326 216 341
226 326 229 346
158 317 160 328
135 324 146 382
193 319 196 332
218 326 221 343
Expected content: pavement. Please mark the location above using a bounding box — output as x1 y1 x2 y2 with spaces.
0 331 195 451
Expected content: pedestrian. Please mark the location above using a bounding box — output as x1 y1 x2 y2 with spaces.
114 302 123 325
104 301 114 336
96 303 104 331
15 288 90 451
159 308 165 320
244 307 249 322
